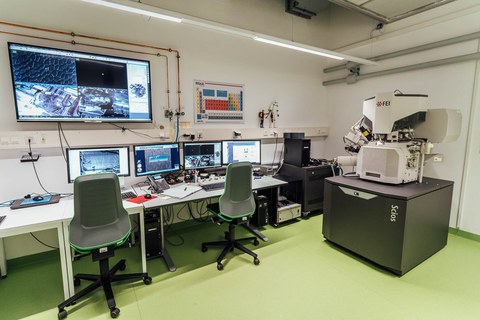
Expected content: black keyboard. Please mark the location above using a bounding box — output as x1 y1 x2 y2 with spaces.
121 191 137 199
201 182 225 191
0 215 5 225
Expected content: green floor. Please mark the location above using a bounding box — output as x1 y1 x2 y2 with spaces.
1 215 480 320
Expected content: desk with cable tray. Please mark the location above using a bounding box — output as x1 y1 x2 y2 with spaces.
142 176 287 272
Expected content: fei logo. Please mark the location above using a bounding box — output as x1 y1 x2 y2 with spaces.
390 205 399 222
376 100 391 107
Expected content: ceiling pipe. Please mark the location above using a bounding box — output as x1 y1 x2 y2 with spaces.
324 31 480 73
323 52 480 86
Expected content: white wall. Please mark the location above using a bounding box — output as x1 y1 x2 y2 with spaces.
0 0 331 258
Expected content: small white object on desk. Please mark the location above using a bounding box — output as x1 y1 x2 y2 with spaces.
162 185 202 199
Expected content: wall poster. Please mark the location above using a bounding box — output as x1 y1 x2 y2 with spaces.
194 80 244 123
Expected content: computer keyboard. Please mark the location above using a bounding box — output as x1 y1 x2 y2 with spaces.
201 182 225 191
121 191 137 199
0 215 5 226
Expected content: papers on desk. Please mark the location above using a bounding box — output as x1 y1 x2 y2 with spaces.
162 185 202 199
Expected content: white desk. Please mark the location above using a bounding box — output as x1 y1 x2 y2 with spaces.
143 176 287 271
0 200 71 299
0 198 147 300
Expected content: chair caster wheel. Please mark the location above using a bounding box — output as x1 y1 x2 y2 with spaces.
254 258 260 265
253 239 259 246
110 307 120 318
143 276 152 285
58 309 68 319
217 263 224 271
73 277 81 286
224 232 229 240
201 245 208 252
119 263 126 271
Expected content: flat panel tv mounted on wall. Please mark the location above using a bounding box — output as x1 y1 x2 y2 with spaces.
8 42 153 122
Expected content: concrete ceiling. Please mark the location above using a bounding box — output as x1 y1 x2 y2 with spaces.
328 0 457 23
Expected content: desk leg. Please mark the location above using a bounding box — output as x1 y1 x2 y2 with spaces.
58 223 74 299
243 222 269 242
160 207 176 272
138 208 147 274
0 237 7 278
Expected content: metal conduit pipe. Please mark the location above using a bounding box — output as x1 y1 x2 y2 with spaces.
323 52 480 86
324 31 480 73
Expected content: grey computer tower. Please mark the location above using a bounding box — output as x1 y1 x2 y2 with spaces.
323 176 454 275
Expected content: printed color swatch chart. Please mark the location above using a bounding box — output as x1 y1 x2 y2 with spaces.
194 80 244 123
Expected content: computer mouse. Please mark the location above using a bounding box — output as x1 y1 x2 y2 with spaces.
144 194 152 199
32 195 44 201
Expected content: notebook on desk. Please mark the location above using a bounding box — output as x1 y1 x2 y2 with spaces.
162 185 202 199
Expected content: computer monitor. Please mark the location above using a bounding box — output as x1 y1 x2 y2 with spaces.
133 143 180 177
183 141 222 170
222 140 261 165
66 146 130 183
8 42 152 122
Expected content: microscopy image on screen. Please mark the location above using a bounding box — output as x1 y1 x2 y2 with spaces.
79 150 120 175
77 87 129 118
9 50 77 85
138 149 174 174
14 84 80 118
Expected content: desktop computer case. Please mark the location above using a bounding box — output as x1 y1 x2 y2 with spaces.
251 195 269 227
144 209 162 259
284 138 311 167
322 176 453 275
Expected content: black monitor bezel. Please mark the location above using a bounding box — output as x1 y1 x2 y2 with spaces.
66 145 131 183
133 142 180 177
8 41 153 123
221 139 262 165
183 140 223 170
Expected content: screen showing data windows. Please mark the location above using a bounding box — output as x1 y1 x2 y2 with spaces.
8 42 152 122
133 143 180 176
66 146 130 183
222 140 261 165
183 141 222 170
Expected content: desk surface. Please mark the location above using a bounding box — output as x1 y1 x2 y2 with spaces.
0 200 70 237
143 176 287 209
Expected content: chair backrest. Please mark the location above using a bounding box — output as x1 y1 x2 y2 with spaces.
219 162 255 218
70 173 130 252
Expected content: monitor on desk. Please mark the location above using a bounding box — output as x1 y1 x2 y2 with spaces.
66 146 130 183
133 143 180 177
183 141 222 170
222 140 261 165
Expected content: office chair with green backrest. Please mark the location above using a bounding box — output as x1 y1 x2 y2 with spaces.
58 173 152 319
201 162 260 270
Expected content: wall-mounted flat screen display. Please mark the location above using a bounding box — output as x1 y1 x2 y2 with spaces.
66 146 130 183
8 42 153 122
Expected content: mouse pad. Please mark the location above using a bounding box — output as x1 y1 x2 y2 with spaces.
11 194 61 210
127 194 157 204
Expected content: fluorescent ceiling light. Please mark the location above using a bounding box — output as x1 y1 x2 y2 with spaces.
82 0 182 23
82 0 376 65
254 36 344 60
